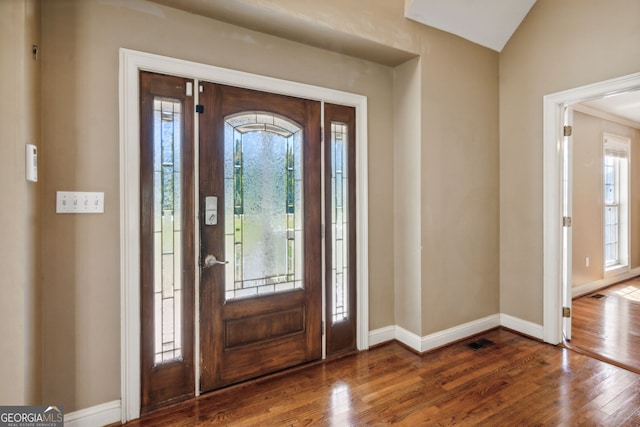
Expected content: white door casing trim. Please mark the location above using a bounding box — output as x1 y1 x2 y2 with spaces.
542 72 640 345
119 48 370 422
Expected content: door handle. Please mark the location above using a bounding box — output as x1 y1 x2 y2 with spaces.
203 254 229 269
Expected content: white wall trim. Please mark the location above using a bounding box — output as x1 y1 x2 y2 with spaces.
119 48 369 423
543 72 640 345
64 400 121 427
500 313 544 340
420 315 501 352
572 266 640 298
355 98 370 353
368 326 396 347
369 314 503 353
119 48 141 424
395 326 424 352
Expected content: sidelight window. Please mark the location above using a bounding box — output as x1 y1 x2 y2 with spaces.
152 97 183 364
330 122 350 323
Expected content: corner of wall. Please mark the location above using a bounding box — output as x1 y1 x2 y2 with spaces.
392 56 422 336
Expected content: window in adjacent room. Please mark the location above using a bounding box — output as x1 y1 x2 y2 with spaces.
603 132 631 274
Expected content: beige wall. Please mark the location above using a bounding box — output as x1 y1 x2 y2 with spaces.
572 111 640 287
0 0 42 404
500 0 640 323
420 27 500 333
34 0 500 413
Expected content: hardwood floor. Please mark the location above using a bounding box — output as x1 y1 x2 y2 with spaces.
569 278 640 373
120 328 640 426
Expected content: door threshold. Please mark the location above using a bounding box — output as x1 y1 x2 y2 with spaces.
560 339 640 374
132 350 361 420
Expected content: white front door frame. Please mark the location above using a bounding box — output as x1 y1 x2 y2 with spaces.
119 48 370 423
543 72 640 345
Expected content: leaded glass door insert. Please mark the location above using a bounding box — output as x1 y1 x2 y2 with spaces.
224 113 304 300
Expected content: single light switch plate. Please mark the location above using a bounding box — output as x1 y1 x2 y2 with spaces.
56 191 105 214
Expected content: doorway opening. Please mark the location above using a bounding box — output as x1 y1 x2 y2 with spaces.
542 72 640 354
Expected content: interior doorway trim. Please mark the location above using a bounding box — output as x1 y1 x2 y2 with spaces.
542 71 640 345
119 48 369 422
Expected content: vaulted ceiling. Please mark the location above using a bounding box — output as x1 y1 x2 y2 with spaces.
405 0 537 52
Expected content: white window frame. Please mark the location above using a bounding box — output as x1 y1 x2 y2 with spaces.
602 132 631 276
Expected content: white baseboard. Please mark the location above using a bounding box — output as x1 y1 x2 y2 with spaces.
395 326 423 352
368 314 544 352
368 325 396 347
65 400 121 427
368 314 502 353
420 314 501 352
500 313 544 340
572 267 640 298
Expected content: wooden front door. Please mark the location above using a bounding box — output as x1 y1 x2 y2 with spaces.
198 82 322 391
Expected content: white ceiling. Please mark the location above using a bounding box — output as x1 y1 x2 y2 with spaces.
580 91 640 125
405 0 537 52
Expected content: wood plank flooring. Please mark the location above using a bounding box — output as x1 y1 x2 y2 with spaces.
570 278 640 373
120 329 640 426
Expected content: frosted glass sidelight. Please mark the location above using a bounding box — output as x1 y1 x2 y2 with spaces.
224 112 304 300
152 97 183 364
331 122 350 323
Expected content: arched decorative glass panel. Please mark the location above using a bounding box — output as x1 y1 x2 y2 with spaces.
223 112 304 300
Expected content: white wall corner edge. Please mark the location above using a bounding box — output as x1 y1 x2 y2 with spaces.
499 313 544 340
64 400 121 427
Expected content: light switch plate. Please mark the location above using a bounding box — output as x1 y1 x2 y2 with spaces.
56 191 105 214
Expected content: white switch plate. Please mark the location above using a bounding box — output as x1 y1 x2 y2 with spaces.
56 191 104 214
